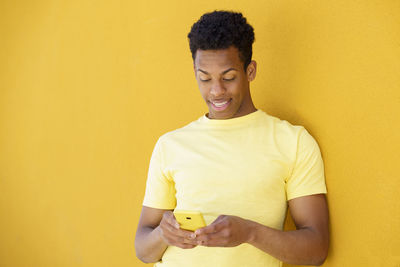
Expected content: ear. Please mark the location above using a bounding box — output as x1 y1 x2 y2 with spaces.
246 60 257 82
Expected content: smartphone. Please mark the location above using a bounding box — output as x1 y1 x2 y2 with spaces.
173 210 206 231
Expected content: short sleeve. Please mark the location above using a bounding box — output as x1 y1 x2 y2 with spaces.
142 137 176 209
285 128 327 200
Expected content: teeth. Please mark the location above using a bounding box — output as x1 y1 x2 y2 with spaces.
212 100 228 107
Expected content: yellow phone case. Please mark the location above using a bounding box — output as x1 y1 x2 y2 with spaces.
173 210 206 231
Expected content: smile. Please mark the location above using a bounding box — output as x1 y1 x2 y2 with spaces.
210 99 232 111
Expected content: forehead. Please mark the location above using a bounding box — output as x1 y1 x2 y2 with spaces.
194 46 242 69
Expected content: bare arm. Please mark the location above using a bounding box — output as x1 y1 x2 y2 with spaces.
134 206 198 263
246 193 329 265
195 194 329 266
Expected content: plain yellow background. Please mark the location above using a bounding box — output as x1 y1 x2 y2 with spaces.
1 0 399 266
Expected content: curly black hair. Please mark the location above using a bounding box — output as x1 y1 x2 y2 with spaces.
187 10 255 71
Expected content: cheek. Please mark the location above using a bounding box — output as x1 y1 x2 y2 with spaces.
229 77 244 90
229 84 244 97
198 85 210 99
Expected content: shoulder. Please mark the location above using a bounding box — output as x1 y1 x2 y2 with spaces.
261 111 306 141
155 116 202 145
258 111 320 162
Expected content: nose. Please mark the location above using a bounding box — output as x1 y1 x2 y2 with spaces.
210 80 226 97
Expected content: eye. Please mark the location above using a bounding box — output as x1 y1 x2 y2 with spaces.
200 79 211 82
223 77 235 81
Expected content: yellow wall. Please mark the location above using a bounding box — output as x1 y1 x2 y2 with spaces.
1 1 399 266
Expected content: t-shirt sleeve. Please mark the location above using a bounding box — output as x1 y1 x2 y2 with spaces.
142 137 177 209
285 128 327 200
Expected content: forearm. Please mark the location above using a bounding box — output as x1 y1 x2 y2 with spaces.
246 220 328 266
135 225 168 263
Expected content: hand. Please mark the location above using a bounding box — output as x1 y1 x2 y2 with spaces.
194 215 252 247
158 211 198 249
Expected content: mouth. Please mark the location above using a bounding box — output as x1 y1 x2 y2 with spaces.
209 99 232 111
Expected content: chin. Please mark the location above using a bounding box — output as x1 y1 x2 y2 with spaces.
209 111 235 119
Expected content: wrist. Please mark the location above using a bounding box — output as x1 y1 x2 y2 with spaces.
244 219 257 244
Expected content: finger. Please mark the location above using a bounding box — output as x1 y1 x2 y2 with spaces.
178 235 199 246
160 214 199 245
163 225 198 246
172 227 198 240
195 216 226 235
174 243 197 249
198 238 226 247
163 211 180 229
161 229 197 246
163 213 199 240
196 231 228 247
195 224 217 235
195 228 226 242
170 234 199 247
159 217 187 245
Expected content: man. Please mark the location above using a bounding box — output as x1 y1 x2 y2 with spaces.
135 10 329 267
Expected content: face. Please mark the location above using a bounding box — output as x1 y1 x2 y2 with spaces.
193 45 257 119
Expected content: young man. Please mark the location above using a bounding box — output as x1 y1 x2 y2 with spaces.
135 10 329 266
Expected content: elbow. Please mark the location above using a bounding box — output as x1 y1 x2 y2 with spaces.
314 255 327 266
313 241 329 266
134 239 159 264
304 250 327 266
135 250 147 264
136 256 156 264
136 254 148 264
134 245 146 263
135 247 159 264
312 227 329 266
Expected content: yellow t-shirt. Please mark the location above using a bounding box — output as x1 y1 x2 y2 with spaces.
142 109 327 267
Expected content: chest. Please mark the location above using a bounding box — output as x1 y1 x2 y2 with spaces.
165 138 291 199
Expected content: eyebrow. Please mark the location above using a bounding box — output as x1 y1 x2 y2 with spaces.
197 67 237 75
